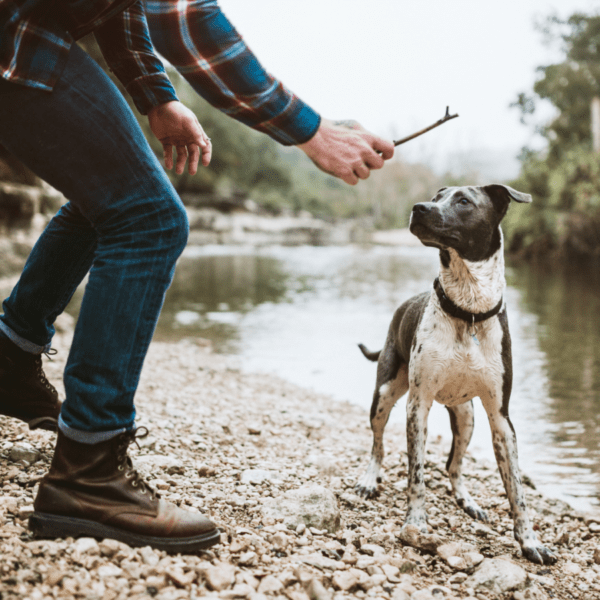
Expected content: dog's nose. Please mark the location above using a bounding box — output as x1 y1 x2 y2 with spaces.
413 203 431 214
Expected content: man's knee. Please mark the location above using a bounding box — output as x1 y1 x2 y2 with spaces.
164 194 189 254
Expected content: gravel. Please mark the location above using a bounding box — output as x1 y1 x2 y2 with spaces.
1 333 599 599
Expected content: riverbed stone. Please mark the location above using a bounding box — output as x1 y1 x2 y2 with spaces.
9 443 40 464
240 469 282 485
260 484 341 532
202 562 236 591
466 557 528 594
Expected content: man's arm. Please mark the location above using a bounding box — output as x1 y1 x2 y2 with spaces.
145 0 393 183
93 0 211 173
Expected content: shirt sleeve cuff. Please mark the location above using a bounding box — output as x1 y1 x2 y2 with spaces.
127 72 179 115
268 99 321 146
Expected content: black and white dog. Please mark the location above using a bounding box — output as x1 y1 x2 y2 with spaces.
356 185 556 565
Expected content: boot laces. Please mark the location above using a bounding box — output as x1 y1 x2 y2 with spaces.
36 348 58 393
116 427 158 499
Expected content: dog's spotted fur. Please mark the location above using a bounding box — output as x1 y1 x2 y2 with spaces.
356 185 556 565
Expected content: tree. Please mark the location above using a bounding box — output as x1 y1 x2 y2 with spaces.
505 12 600 258
513 13 600 162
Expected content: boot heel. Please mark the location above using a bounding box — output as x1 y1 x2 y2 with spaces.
29 512 94 539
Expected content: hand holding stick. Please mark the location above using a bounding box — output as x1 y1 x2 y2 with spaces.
393 106 459 147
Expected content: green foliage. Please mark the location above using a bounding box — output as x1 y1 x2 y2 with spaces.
507 11 600 258
513 13 600 161
506 146 600 256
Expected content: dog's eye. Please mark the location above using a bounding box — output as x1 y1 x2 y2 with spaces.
458 197 470 206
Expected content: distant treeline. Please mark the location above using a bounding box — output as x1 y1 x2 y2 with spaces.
505 12 600 260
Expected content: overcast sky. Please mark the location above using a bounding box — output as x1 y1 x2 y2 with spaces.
219 0 599 179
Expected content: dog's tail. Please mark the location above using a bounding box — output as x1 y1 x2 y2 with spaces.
358 343 381 362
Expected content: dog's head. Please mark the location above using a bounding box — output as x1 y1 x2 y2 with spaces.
409 184 532 262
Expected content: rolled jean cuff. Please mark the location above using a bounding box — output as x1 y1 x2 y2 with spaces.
0 320 51 354
58 415 129 444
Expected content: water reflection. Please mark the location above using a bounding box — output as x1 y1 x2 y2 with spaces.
507 261 600 505
154 250 292 351
64 244 600 510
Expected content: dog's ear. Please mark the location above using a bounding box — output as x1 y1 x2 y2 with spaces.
483 184 532 218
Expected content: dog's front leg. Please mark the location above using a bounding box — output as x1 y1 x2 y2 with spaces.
482 397 557 565
402 391 433 533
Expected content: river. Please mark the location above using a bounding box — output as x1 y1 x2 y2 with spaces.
71 243 600 512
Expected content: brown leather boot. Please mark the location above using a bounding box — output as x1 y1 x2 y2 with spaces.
29 428 220 552
0 336 61 431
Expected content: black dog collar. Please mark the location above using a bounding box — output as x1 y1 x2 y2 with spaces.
433 277 504 324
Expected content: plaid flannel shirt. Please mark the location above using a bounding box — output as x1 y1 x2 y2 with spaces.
0 0 178 114
145 0 321 145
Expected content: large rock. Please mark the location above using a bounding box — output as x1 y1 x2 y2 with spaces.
466 557 528 595
260 484 341 532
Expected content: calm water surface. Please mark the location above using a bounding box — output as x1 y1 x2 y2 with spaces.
146 244 600 512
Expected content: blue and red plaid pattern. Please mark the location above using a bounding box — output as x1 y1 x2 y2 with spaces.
0 0 178 115
0 0 320 143
144 0 321 145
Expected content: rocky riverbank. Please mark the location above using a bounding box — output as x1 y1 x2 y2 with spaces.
1 332 600 600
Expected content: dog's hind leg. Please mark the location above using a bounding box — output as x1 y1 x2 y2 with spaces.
355 357 408 498
446 401 488 522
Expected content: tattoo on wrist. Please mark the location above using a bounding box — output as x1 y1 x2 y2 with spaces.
333 119 359 129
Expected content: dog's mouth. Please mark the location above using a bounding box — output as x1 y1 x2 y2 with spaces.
409 220 459 248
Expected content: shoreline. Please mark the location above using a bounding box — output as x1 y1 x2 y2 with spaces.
1 335 599 599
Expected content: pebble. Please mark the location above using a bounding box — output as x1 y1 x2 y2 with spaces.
203 562 236 591
8 442 40 464
72 537 99 556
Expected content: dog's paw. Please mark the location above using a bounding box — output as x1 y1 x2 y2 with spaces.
403 509 428 534
355 461 382 498
457 497 488 523
521 541 557 565
354 482 379 499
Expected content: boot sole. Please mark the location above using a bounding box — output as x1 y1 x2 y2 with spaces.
0 409 59 431
29 512 221 553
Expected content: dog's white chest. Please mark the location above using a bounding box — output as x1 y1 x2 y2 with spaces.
410 303 504 406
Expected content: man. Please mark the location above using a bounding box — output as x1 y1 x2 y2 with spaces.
0 0 394 551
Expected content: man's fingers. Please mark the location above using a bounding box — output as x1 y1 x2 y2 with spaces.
188 144 200 175
353 163 370 180
202 138 212 166
364 148 386 170
372 136 395 160
163 144 173 170
340 168 359 186
175 145 188 175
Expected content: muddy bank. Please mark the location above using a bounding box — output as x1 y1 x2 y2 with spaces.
1 333 599 600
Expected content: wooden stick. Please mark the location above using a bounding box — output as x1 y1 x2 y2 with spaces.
393 106 459 147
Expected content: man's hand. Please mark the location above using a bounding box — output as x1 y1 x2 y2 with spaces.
297 118 394 185
148 101 212 175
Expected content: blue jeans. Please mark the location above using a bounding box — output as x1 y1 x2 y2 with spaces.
0 45 188 441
